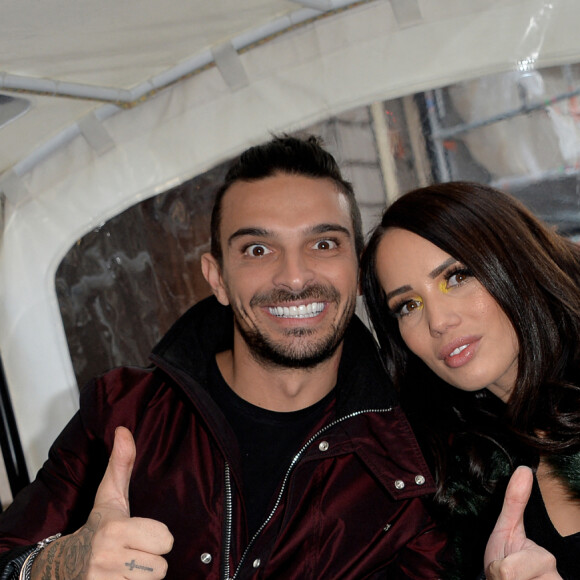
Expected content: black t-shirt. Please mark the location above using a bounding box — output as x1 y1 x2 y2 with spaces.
208 356 334 538
524 477 580 579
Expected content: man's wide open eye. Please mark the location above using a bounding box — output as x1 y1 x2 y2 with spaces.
244 244 272 257
313 239 338 251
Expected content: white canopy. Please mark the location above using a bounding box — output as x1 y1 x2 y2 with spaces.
1 0 579 475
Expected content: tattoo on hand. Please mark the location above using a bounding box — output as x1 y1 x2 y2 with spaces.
125 559 154 572
35 514 99 580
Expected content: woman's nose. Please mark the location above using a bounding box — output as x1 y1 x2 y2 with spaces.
427 300 461 337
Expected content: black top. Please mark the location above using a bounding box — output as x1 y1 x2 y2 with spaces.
208 356 334 538
525 476 580 579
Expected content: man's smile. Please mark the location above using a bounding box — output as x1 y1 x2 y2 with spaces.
268 302 325 319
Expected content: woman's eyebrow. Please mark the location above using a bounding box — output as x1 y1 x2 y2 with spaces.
429 257 457 279
384 258 458 302
385 285 412 302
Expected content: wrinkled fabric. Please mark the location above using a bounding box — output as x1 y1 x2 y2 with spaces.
0 296 447 579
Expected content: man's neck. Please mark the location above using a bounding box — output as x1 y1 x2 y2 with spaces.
215 343 342 412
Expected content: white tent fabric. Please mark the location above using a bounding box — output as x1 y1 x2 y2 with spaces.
1 0 580 474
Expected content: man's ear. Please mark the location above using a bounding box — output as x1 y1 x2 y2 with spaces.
201 253 230 306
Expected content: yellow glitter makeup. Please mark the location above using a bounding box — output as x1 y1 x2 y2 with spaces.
438 280 449 294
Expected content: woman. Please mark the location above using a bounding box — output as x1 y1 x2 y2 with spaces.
360 182 580 579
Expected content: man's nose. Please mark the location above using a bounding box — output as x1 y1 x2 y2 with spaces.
272 250 315 292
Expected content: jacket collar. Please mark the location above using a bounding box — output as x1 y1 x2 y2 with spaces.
151 296 436 497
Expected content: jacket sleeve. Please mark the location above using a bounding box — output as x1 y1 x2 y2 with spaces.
387 499 450 579
0 380 111 574
0 545 36 580
0 366 159 576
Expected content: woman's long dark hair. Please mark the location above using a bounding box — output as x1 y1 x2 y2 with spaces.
362 181 580 441
362 184 580 479
361 182 580 576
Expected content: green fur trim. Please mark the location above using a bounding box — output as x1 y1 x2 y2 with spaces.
545 451 580 500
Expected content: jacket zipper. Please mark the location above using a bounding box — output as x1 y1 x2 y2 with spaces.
222 463 233 580
221 407 393 580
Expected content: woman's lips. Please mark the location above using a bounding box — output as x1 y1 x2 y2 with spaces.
439 336 481 368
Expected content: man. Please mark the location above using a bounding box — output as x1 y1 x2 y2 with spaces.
0 135 446 578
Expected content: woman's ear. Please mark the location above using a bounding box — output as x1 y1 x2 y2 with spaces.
201 253 230 306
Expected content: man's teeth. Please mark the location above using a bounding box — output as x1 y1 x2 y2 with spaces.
449 344 468 357
269 302 325 319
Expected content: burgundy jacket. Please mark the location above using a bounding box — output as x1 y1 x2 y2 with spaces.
0 297 447 579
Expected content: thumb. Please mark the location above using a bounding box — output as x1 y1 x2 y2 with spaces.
93 426 136 516
485 465 533 563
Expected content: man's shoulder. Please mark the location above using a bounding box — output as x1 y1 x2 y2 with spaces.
83 364 159 398
78 364 179 428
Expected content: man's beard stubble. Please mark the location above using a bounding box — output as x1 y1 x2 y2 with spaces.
232 285 356 370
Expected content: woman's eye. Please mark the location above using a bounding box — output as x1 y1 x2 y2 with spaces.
245 244 271 257
446 269 471 288
313 239 337 251
395 298 423 318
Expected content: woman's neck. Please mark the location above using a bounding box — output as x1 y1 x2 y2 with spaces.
536 458 580 537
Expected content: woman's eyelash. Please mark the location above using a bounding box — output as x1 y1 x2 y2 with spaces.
444 266 473 284
389 298 421 318
389 304 405 318
388 266 473 318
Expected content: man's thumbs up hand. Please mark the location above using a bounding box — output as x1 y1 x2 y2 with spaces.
31 427 174 579
484 466 560 579
93 425 136 517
